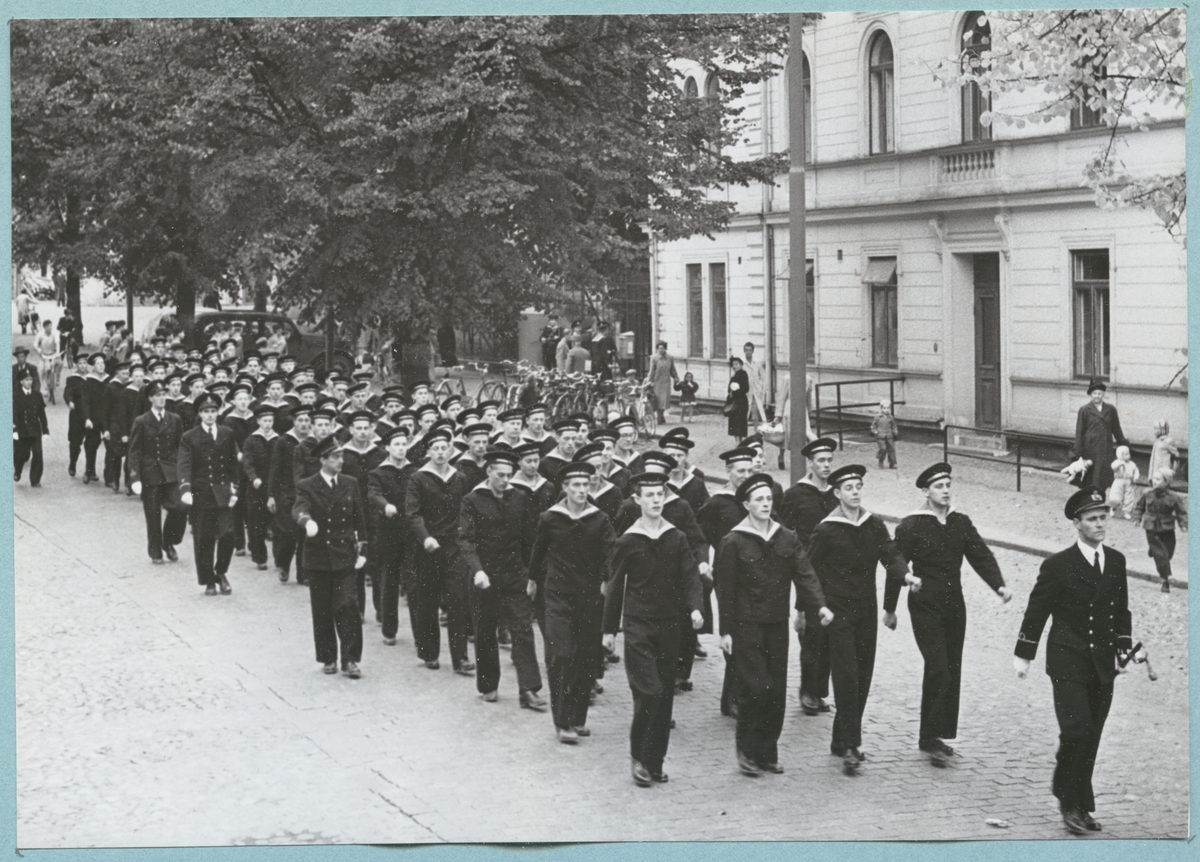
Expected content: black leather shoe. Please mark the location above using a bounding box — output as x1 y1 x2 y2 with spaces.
343 662 362 679
205 585 218 596
842 750 861 775
234 548 247 557
424 659 440 670
819 699 832 712
1063 808 1089 835
455 661 475 676
556 727 579 745
278 568 289 583
801 693 821 716
165 545 178 562
68 465 76 477
631 759 652 787
737 751 761 777
256 562 268 571
759 762 784 774
218 576 232 595
650 769 669 783
1080 812 1102 832
677 679 693 692
593 682 604 695
151 557 165 565
572 726 590 737
82 474 93 484
322 662 338 674
520 690 548 711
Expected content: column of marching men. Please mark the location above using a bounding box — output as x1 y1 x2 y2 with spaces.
55 337 1148 830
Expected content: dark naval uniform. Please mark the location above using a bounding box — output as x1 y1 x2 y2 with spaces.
177 422 241 589
698 487 746 716
293 471 368 670
604 520 703 779
221 410 256 554
892 507 1005 749
241 430 277 567
268 430 306 580
79 372 109 481
511 472 558 515
63 370 86 474
367 459 418 642
127 406 187 561
340 443 386 617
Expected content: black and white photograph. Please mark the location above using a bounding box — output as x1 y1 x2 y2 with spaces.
8 8 1189 846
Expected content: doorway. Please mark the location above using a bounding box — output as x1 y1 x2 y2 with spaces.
973 253 1001 428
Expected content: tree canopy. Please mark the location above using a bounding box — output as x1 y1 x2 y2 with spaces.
11 15 797 337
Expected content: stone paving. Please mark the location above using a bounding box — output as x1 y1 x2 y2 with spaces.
11 369 1190 847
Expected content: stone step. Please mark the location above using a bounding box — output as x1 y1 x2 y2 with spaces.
930 442 1012 459
950 430 1007 451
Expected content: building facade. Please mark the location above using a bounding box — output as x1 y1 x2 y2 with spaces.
650 11 1188 447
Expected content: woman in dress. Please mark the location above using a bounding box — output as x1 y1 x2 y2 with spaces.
726 357 750 441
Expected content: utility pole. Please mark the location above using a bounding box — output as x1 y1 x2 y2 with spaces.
787 14 808 485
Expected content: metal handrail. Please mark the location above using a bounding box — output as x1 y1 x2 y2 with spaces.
813 375 906 450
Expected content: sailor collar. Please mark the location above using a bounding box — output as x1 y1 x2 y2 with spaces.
544 447 571 462
821 508 874 527
251 429 278 441
710 485 737 497
796 476 830 492
623 518 676 541
511 472 548 491
418 462 458 479
588 479 616 499
472 480 511 496
287 429 308 443
668 467 695 487
547 501 602 521
906 505 956 522
730 516 782 541
342 442 378 455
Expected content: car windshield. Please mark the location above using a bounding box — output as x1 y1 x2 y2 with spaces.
199 317 295 356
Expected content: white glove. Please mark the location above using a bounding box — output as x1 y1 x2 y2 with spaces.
602 633 615 653
253 478 262 489
1013 656 1030 679
385 503 398 518
690 610 704 629
354 555 367 570
267 497 276 514
818 607 834 626
228 495 238 508
130 481 142 496
474 571 490 590
698 561 712 578
305 519 319 538
526 579 538 599
180 492 194 507
424 537 440 552
12 432 18 441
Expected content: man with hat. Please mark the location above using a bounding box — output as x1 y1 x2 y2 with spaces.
367 426 417 646
890 463 1011 766
453 421 494 490
603 469 705 786
409 380 434 408
458 447 547 710
406 404 440 464
439 394 464 424
573 441 625 523
258 373 293 434
241 404 279 570
807 464 911 774
521 404 555 455
697 447 759 717
62 354 90 477
478 400 503 429
221 382 258 556
661 430 708 516
510 441 557 515
589 427 632 497
269 404 312 584
13 345 41 395
340 409 387 619
739 434 784 511
1014 487 1138 835
405 426 474 673
100 361 130 490
609 416 640 470
714 472 833 777
177 373 208 431
779 437 840 715
1065 379 1128 498
107 361 144 494
13 364 49 487
539 419 581 483
528 460 616 744
178 392 241 595
293 435 369 678
294 406 337 488
491 408 527 450
79 353 112 482
128 381 188 563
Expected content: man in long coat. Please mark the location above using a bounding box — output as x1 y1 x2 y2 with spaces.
1070 379 1127 496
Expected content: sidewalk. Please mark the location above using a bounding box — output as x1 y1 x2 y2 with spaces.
663 410 1188 588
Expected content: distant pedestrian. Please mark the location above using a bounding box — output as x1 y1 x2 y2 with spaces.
34 319 61 404
742 343 766 423
1132 468 1187 593
1066 379 1127 496
127 381 188 564
555 331 571 373
646 342 678 424
57 309 78 361
870 399 898 469
1148 420 1180 483
15 288 33 334
566 337 591 375
674 372 698 423
1107 446 1139 519
540 314 564 370
725 357 749 440
13 366 49 487
593 322 618 381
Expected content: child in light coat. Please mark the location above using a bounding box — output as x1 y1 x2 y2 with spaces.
1108 445 1140 518
1149 420 1180 484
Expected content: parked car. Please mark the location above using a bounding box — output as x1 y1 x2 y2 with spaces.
141 308 355 376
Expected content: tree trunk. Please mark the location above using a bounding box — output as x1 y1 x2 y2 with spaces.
253 285 269 312
176 278 196 347
64 192 83 340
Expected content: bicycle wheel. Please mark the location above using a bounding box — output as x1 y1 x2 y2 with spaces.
506 383 522 410
552 392 575 422
432 379 456 405
639 398 657 440
478 380 505 405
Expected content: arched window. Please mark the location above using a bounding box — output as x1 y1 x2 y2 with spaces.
704 74 721 158
684 76 699 100
868 31 895 155
961 12 991 142
783 54 814 162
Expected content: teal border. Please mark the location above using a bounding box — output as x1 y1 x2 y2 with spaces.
0 0 1195 858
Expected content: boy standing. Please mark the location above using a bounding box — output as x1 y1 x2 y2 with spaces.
870 400 899 470
1132 468 1187 593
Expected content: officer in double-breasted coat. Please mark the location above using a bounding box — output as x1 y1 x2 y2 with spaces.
128 380 188 563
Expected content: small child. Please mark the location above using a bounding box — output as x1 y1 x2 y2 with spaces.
1108 445 1140 518
1132 467 1188 593
675 372 699 422
1149 419 1180 483
870 399 899 469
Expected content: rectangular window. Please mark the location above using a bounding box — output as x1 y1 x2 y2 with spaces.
806 260 815 363
865 257 898 368
962 82 992 142
710 262 727 359
686 263 703 358
1070 67 1106 129
1072 249 1110 378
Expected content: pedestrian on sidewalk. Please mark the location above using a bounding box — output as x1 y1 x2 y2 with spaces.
127 381 187 564
34 319 61 404
293 435 368 678
1107 446 1140 519
674 372 698 423
14 366 49 487
1132 468 1187 593
725 358 750 441
1014 487 1140 835
715 473 832 777
807 464 911 775
15 287 33 335
646 342 678 425
1149 420 1180 485
604 471 705 786
778 437 839 717
890 462 1012 767
870 399 899 470
178 392 240 596
1067 379 1127 496
527 460 616 744
459 448 547 711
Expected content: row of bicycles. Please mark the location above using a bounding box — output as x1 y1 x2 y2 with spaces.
430 360 658 441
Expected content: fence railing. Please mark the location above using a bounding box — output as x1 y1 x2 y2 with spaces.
813 376 906 450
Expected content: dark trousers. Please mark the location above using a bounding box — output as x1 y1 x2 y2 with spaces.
14 436 44 485
141 484 188 560
625 615 680 773
411 544 469 667
1051 670 1114 813
246 484 270 564
230 483 247 551
190 508 235 586
68 414 84 469
908 590 967 744
1146 530 1177 580
731 620 789 767
272 507 298 574
471 579 542 695
83 427 102 478
545 592 602 731
876 438 897 468
104 439 126 487
307 567 363 665
376 542 407 639
720 651 740 715
799 608 832 700
827 597 878 751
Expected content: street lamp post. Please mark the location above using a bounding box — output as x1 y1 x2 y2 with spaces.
787 14 808 484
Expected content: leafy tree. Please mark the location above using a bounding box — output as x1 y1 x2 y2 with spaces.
936 9 1186 237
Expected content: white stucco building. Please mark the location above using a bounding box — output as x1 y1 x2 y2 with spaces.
650 10 1187 447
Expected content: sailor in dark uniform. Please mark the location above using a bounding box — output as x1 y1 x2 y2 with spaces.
609 415 640 471
660 430 711 665
269 405 311 583
452 421 492 490
590 427 632 497
491 408 526 450
538 419 581 484
527 461 616 744
891 462 1011 765
574 441 625 523
79 353 110 483
510 442 558 515
367 426 417 647
603 470 704 786
521 403 555 455
240 404 278 570
339 409 386 619
778 437 839 715
178 393 241 596
715 473 832 777
128 381 189 562
293 435 369 678
1014 487 1138 835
